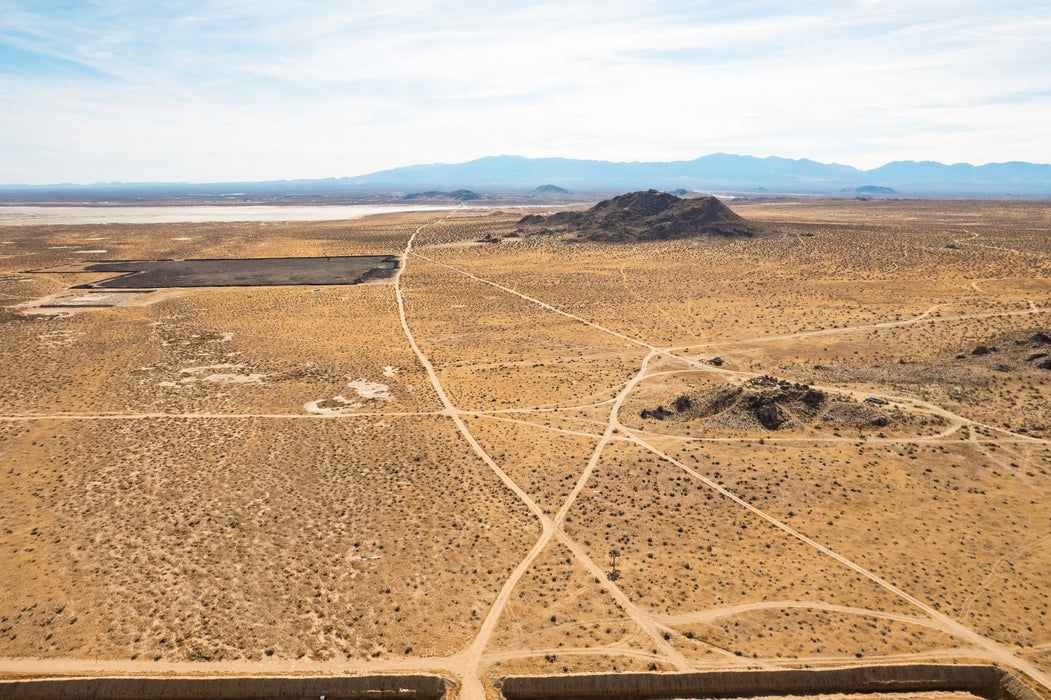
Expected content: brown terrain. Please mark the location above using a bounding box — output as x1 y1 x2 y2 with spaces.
1 196 1050 700
517 190 759 241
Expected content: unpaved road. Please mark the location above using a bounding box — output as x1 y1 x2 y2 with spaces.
4 213 1050 698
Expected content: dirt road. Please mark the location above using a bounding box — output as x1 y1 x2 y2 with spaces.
4 212 1049 698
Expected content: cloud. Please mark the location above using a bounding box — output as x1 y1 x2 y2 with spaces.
1 0 1048 182
0 41 109 78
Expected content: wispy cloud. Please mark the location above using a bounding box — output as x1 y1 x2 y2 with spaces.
0 41 109 77
1 0 1048 183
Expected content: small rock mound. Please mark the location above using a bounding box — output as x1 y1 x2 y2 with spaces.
638 376 895 432
956 328 1051 372
518 190 760 242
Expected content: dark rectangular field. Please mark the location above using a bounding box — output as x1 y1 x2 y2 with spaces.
65 255 400 288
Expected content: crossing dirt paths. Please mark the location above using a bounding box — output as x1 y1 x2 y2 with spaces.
3 204 1050 698
404 230 1051 695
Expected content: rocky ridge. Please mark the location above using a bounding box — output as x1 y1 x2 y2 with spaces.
639 376 911 432
517 190 760 242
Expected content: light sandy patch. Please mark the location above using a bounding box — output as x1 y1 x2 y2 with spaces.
422 240 484 250
192 373 265 384
63 292 144 307
15 290 155 313
171 237 193 241
172 364 266 385
179 332 233 343
347 378 391 400
302 378 393 415
383 366 399 377
74 249 107 254
37 330 78 346
180 363 244 373
67 293 113 305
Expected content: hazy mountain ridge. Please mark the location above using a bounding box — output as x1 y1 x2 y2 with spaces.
3 154 1050 198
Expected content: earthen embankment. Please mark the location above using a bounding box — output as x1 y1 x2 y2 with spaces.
498 665 1042 700
1 673 448 699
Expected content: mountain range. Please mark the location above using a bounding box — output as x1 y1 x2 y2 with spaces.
3 154 1050 199
348 154 1051 195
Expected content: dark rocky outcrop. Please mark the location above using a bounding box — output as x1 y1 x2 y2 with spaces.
755 400 783 428
404 189 482 201
640 406 674 420
1026 331 1051 345
637 376 901 432
960 329 1051 372
518 190 760 242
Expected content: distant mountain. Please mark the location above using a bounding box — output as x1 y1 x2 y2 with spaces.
864 161 1051 192
531 184 570 194
403 189 482 201
344 154 865 192
3 154 1050 199
842 185 896 195
348 154 1051 195
518 190 760 242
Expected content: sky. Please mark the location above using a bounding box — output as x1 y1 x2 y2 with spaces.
1 0 1049 184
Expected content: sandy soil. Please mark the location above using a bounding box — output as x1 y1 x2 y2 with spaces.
1 201 1050 700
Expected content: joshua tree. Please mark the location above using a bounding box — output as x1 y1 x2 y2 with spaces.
608 549 620 573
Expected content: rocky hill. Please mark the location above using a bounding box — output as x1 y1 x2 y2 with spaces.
638 376 914 433
517 190 760 242
403 189 482 201
530 184 570 194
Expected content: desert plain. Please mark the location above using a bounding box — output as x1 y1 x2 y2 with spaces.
0 198 1050 699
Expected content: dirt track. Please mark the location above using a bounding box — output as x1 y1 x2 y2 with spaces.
2 207 1051 699
401 239 1051 697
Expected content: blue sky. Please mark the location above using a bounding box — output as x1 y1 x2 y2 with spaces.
1 0 1049 184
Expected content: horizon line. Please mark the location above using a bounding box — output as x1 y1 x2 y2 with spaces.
3 152 1051 189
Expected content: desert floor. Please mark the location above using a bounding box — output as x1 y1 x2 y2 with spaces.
0 201 1049 700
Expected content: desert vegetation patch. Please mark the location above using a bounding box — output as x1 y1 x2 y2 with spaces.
1 201 1050 698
